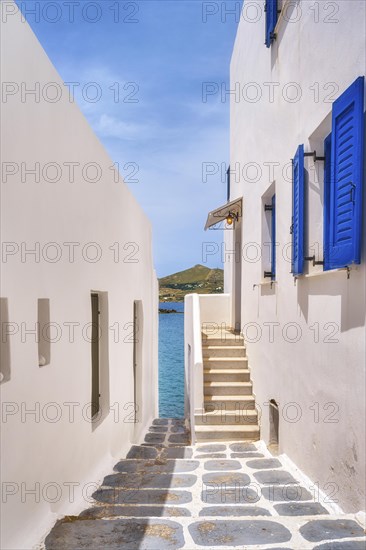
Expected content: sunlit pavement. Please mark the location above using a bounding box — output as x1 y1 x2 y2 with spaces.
44 419 366 549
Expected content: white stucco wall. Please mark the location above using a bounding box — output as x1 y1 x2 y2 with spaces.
199 293 231 327
229 0 366 512
0 4 158 548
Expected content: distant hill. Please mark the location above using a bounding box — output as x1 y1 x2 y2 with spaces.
159 264 223 302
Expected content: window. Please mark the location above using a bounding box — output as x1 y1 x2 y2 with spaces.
291 145 305 276
291 75 364 277
90 291 110 427
38 298 50 366
262 185 276 280
226 165 230 202
324 76 364 270
0 298 10 383
271 194 276 280
133 300 143 424
265 0 278 48
91 293 100 418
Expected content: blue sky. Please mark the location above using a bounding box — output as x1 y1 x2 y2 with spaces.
16 0 239 277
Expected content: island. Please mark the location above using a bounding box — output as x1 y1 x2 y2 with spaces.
159 264 223 303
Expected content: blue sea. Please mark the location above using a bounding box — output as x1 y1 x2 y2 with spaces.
159 302 185 418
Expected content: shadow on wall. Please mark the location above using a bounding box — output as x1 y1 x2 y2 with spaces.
44 419 190 550
297 267 365 333
260 284 276 297
0 298 11 383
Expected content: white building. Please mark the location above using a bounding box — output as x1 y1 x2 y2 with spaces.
186 0 365 515
0 3 158 549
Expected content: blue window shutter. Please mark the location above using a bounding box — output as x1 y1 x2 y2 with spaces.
292 145 305 275
265 0 278 48
271 194 276 279
327 76 364 269
323 133 332 270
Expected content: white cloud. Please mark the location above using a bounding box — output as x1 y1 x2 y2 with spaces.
96 114 148 141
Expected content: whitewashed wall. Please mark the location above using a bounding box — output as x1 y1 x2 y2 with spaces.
0 4 158 548
229 0 365 512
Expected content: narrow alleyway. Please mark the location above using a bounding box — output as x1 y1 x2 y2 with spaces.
44 419 366 549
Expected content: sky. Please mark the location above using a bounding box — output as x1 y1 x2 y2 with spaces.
16 0 239 277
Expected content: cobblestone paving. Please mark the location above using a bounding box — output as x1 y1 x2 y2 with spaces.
44 419 366 550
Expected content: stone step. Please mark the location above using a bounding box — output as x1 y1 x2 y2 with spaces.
204 395 256 411
202 345 246 358
203 357 248 369
204 381 253 396
195 423 260 441
202 336 244 347
204 369 251 383
195 409 258 425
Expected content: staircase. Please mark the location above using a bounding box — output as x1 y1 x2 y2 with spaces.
194 329 260 442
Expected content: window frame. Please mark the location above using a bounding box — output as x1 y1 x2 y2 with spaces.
292 76 364 278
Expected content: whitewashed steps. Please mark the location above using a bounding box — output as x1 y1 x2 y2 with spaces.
195 329 260 443
202 336 245 347
203 345 246 358
204 395 256 411
203 357 248 369
204 369 251 383
204 381 253 396
195 409 258 425
195 423 260 441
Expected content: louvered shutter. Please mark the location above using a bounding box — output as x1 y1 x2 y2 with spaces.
265 0 278 48
327 76 364 269
292 145 305 275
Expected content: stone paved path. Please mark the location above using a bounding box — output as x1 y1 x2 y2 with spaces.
44 419 366 549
